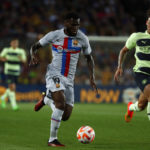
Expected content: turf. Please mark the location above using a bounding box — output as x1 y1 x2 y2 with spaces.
0 103 150 150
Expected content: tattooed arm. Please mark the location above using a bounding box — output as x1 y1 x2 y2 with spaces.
29 42 42 66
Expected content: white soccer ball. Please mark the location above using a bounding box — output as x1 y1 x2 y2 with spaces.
77 126 95 144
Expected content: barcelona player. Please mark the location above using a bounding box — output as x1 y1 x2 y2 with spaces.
30 12 98 146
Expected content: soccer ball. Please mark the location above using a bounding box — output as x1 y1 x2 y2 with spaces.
77 126 95 144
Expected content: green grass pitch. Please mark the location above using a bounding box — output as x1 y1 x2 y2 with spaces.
0 103 150 150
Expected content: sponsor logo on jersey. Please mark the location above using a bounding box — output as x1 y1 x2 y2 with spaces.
137 39 150 46
141 40 146 44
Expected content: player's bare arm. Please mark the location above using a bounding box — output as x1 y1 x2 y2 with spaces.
29 42 42 66
18 55 26 63
114 46 129 82
0 57 7 62
84 54 98 94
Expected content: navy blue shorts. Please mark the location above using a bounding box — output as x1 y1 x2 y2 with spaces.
5 75 18 84
134 72 150 92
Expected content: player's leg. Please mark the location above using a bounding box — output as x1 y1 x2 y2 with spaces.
35 75 61 112
8 83 19 110
0 89 10 108
44 96 55 111
125 92 148 122
34 92 45 111
43 89 55 111
35 89 65 146
35 75 66 146
147 101 150 120
62 104 73 121
34 90 55 111
143 84 150 120
4 75 19 110
126 72 150 122
48 90 65 147
0 75 16 109
45 76 66 146
0 75 10 108
62 85 74 121
130 92 147 111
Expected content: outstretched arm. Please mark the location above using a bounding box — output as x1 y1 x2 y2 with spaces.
84 54 98 94
29 42 42 66
114 46 129 82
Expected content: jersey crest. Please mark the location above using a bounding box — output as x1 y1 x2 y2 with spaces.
73 40 78 46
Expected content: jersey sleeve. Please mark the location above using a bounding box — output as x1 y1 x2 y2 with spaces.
21 49 27 62
82 36 92 55
39 31 56 46
0 48 7 57
125 33 137 50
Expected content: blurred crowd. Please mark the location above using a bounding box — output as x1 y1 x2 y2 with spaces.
75 43 136 86
0 0 149 86
0 38 136 86
1 0 149 38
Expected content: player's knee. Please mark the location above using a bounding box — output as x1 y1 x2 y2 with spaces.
55 102 65 110
144 84 150 97
9 84 16 91
62 115 70 121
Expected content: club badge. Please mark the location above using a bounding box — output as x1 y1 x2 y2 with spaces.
73 40 78 46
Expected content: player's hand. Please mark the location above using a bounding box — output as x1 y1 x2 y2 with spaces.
114 67 123 82
29 53 38 66
90 76 98 94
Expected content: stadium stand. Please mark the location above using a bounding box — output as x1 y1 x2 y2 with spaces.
0 0 149 86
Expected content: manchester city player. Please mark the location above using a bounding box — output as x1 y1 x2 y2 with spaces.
0 39 27 110
114 9 150 122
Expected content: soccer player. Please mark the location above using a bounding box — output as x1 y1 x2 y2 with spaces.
30 12 98 147
0 39 27 110
114 9 150 122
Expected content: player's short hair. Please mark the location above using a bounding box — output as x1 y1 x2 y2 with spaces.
11 38 18 42
64 12 80 20
147 9 150 18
